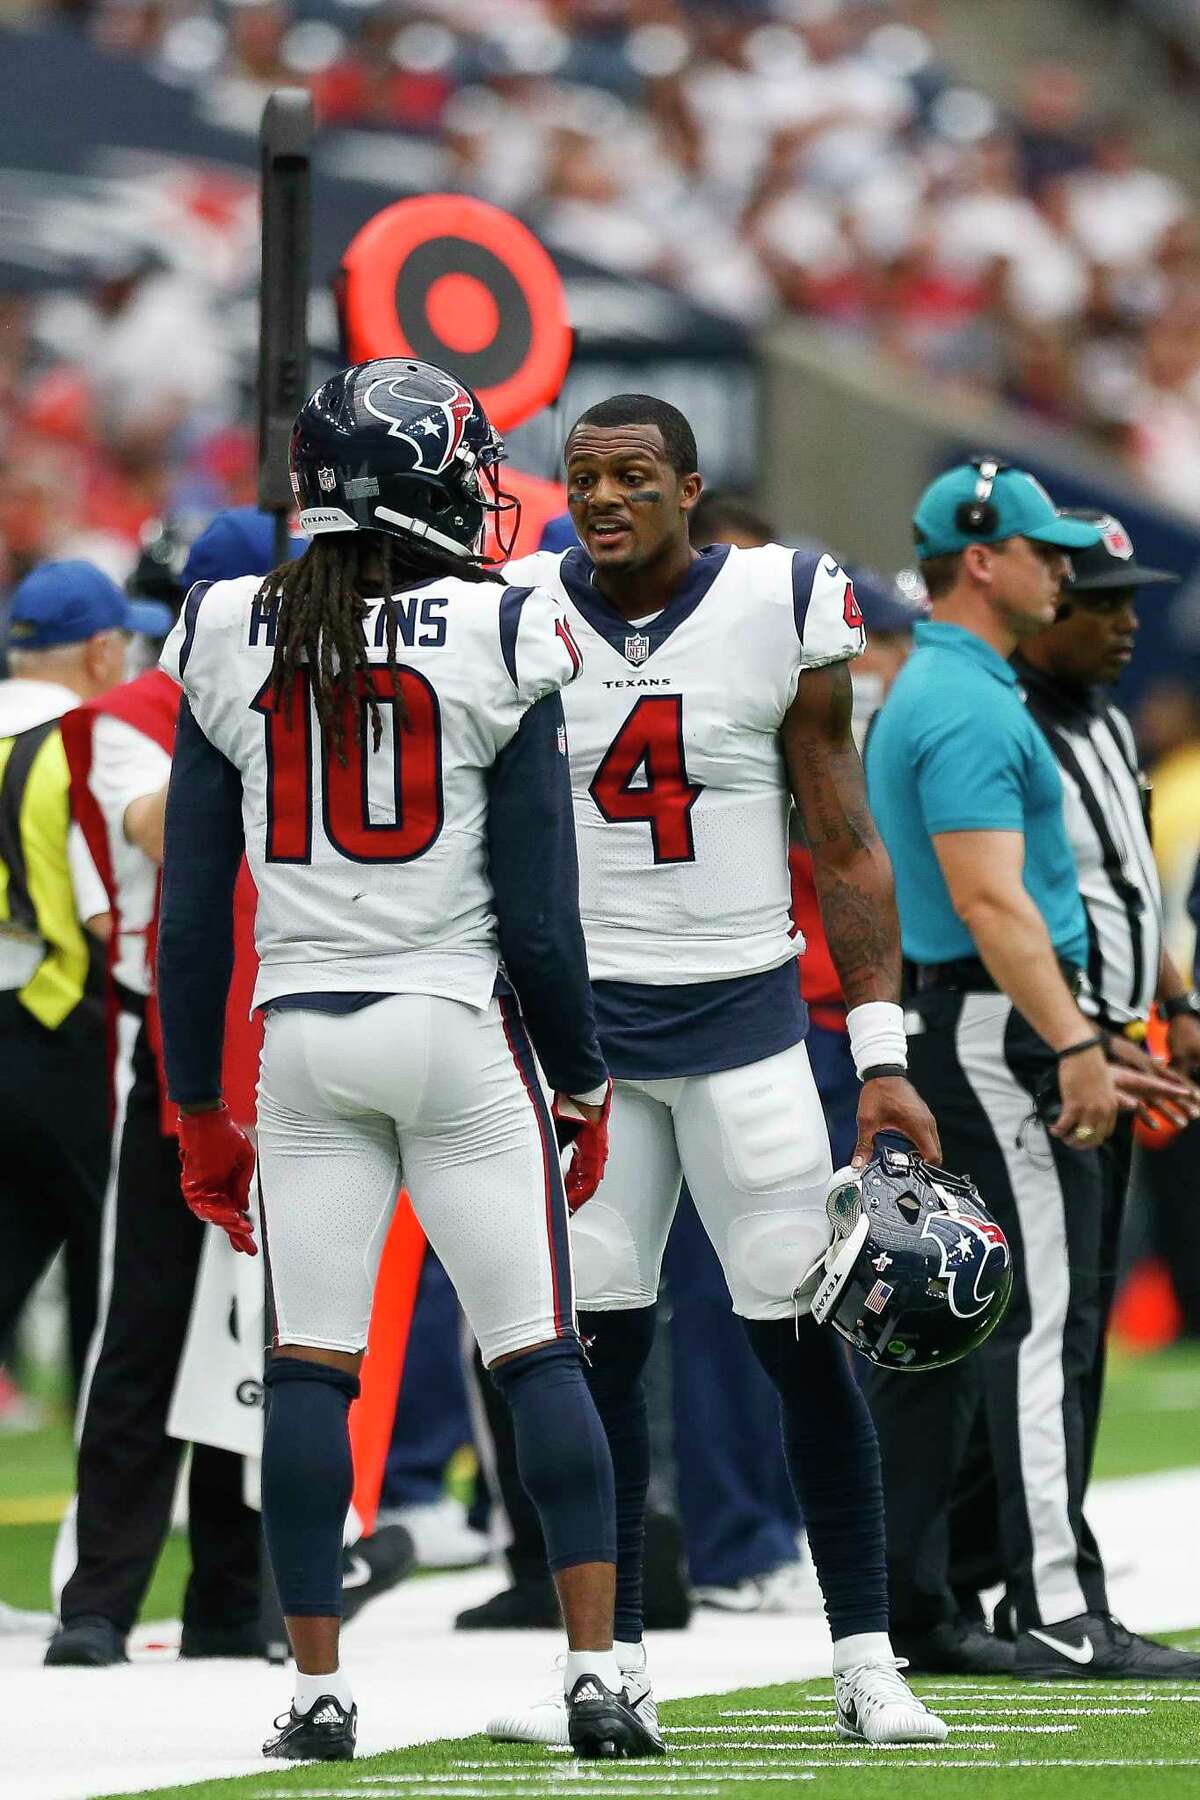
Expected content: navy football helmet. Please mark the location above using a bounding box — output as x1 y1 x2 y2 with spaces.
810 1136 1012 1371
290 358 518 560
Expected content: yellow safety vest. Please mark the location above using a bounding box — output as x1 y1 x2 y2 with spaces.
0 718 93 1028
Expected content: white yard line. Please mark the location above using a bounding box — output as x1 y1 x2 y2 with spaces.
720 1706 1152 1716
5 1464 1200 1800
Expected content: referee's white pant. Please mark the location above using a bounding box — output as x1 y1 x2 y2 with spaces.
255 992 573 1366
859 989 1107 1634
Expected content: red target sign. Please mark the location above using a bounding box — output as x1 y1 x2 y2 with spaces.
337 195 573 434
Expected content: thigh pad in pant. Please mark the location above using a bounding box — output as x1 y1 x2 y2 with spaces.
676 1042 835 1322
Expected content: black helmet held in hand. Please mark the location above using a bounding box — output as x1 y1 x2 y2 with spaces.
290 358 519 561
811 1135 1012 1371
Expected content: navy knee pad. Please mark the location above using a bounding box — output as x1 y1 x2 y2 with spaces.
745 1316 887 1640
578 1305 657 1643
262 1356 360 1617
491 1339 616 1573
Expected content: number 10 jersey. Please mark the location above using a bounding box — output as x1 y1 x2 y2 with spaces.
503 542 865 987
160 572 581 1010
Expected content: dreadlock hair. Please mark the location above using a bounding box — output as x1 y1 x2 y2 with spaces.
261 530 504 763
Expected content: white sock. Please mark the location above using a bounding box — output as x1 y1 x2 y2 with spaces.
564 1649 621 1693
294 1666 354 1714
615 1638 646 1676
832 1631 894 1674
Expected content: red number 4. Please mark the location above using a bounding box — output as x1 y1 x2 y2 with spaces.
590 695 703 865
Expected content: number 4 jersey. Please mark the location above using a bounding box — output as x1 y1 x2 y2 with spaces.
160 573 583 1010
504 542 865 988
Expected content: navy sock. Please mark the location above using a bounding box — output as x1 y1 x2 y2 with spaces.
261 1357 360 1617
578 1306 657 1644
745 1316 888 1640
491 1339 616 1573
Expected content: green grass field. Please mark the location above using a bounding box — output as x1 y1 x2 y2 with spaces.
5 1342 1200 1799
100 1659 1200 1800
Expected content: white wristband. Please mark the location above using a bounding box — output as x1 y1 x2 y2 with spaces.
846 1002 907 1079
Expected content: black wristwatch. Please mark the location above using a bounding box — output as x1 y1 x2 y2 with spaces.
1162 989 1200 1023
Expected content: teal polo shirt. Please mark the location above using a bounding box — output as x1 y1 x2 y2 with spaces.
865 621 1088 968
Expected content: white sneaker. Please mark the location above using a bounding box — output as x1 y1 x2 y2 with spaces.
695 1561 823 1615
486 1647 659 1748
834 1658 949 1744
373 1496 488 1569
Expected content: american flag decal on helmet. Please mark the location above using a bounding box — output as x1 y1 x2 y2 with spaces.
864 1279 894 1315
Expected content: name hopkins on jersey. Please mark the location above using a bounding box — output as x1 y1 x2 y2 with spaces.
244 591 450 652
502 541 865 986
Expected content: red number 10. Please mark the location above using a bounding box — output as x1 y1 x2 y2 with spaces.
250 667 443 865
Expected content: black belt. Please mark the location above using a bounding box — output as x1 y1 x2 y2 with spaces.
906 955 1083 998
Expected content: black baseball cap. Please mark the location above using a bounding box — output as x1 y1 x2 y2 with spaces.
1060 509 1180 593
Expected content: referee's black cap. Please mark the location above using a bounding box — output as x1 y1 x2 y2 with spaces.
1060 509 1180 592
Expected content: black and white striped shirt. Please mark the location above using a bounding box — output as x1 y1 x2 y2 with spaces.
1018 660 1162 1026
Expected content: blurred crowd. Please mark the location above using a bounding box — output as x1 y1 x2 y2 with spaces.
4 0 1200 603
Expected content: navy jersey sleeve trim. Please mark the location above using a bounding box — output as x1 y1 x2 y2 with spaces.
157 696 245 1105
791 551 822 643
487 693 607 1096
498 585 536 689
177 580 214 678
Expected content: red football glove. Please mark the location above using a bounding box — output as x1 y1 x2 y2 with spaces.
552 1082 612 1213
177 1105 257 1256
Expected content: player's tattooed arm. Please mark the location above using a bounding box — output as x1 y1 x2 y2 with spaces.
781 660 902 1010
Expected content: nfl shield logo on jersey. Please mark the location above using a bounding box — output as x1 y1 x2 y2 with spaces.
624 632 650 666
317 466 337 493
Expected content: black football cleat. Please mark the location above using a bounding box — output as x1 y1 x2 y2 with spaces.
341 1523 415 1626
44 1616 127 1667
263 1694 357 1760
456 1577 561 1631
893 1617 1016 1674
567 1674 666 1759
1015 1612 1200 1680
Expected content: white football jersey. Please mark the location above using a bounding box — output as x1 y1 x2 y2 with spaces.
504 542 864 984
161 572 581 1010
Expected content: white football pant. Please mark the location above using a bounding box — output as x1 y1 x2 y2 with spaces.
569 1040 835 1320
255 994 573 1364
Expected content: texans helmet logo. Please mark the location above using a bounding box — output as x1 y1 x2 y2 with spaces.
923 1210 1011 1320
363 372 474 475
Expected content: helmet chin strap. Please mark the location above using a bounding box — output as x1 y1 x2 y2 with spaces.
373 505 475 559
809 1212 871 1326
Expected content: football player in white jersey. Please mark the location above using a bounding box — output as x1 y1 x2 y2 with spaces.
495 393 949 1747
154 362 662 1764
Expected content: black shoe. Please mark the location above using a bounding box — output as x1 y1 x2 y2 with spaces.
566 1674 666 1759
341 1523 415 1626
456 1578 561 1630
180 1622 266 1659
44 1616 127 1667
642 1509 692 1631
1015 1612 1200 1680
263 1694 357 1760
893 1617 1016 1675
